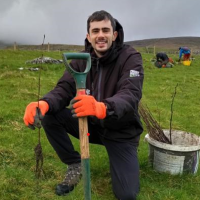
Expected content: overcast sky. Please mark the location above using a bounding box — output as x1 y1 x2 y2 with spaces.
0 0 200 45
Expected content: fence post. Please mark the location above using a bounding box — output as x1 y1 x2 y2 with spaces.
47 43 50 52
146 46 149 54
14 42 17 51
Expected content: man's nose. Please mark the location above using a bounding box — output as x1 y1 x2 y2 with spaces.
97 30 104 37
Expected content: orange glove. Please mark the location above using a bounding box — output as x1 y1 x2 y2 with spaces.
71 95 106 119
23 100 49 130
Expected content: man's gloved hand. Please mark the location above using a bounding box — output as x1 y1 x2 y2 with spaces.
71 95 106 119
23 101 49 130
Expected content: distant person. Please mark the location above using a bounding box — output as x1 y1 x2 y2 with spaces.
178 47 191 61
23 10 144 200
154 52 173 68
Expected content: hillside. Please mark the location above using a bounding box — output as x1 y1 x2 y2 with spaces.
125 36 200 51
0 40 12 49
1 36 200 51
1 43 84 52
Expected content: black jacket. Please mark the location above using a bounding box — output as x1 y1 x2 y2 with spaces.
156 52 169 62
42 20 144 142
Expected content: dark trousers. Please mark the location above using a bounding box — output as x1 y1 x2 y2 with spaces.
42 108 140 200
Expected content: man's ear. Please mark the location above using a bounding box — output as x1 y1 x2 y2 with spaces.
86 33 91 43
112 31 118 41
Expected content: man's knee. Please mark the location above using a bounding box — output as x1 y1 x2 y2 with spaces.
41 114 57 129
41 114 66 140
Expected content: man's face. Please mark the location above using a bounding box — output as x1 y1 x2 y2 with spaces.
87 19 118 57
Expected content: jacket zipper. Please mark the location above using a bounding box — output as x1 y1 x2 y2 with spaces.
96 60 104 128
97 60 102 101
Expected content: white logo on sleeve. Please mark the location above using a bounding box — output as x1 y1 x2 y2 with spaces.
130 70 140 77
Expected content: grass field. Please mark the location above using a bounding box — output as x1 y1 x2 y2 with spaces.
0 49 200 200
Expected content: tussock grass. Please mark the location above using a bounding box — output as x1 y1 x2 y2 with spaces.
0 49 200 199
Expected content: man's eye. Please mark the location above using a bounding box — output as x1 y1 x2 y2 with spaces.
92 30 99 33
102 28 110 33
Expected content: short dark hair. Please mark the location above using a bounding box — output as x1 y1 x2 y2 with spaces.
87 10 116 33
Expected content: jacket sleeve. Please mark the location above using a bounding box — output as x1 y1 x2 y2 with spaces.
41 65 77 114
103 51 144 123
179 49 183 58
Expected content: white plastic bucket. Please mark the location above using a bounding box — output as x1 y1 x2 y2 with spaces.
145 129 200 175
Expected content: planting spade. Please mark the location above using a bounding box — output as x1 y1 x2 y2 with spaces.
62 53 91 200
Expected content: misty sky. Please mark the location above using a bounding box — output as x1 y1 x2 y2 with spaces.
0 0 200 45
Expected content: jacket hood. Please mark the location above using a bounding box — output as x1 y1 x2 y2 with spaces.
84 19 124 53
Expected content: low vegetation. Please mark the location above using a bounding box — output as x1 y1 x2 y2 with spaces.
0 49 200 200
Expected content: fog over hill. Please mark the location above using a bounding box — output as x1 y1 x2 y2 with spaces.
1 0 200 46
0 41 12 49
1 37 200 51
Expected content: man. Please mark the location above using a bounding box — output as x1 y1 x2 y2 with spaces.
154 52 174 68
154 52 169 68
24 10 144 200
178 47 191 61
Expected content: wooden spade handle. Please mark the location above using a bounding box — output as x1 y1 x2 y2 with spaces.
77 89 90 159
79 117 89 159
